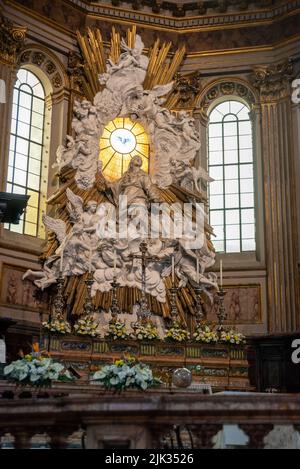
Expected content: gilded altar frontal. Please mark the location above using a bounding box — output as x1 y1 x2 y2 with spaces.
0 0 300 452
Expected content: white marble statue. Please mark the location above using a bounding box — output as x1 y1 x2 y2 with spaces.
24 31 218 305
170 158 213 193
52 135 75 171
99 35 149 98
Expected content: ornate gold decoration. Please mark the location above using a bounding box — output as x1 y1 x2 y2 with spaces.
75 25 185 104
32 52 46 66
173 71 202 108
0 13 26 65
251 59 294 101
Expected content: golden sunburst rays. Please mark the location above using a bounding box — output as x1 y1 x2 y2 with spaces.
143 39 186 91
109 26 121 65
76 28 107 99
76 25 185 106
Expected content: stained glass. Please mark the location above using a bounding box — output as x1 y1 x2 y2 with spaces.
99 118 149 181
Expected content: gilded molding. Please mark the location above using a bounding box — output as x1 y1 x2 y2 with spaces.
0 13 26 65
251 59 294 102
173 71 202 108
67 51 86 94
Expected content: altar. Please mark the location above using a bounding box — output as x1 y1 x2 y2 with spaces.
20 26 250 394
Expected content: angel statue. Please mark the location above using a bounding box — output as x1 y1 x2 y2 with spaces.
98 35 149 97
52 135 75 171
170 158 213 193
22 189 104 288
176 111 200 144
126 83 177 136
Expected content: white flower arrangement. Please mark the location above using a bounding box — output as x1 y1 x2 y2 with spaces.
42 314 71 335
131 319 160 341
73 314 99 338
165 320 190 343
193 323 218 344
105 319 133 341
4 354 73 386
92 357 162 391
219 328 246 345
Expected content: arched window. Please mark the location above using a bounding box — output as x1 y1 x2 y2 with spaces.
208 100 255 253
6 68 46 237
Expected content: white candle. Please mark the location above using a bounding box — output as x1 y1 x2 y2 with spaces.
60 248 64 274
89 248 92 274
220 259 223 288
172 256 175 283
113 249 117 275
196 258 199 284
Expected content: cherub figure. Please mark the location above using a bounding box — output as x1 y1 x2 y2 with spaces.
105 35 148 76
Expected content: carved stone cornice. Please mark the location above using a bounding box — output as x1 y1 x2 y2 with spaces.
173 71 202 108
0 13 26 66
251 59 294 102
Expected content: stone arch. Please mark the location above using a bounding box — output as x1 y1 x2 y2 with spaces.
15 44 70 199
196 78 258 124
18 44 69 96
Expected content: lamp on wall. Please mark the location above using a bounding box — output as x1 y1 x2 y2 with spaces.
0 192 29 224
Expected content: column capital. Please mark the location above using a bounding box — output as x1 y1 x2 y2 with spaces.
251 59 294 102
173 71 202 109
0 13 26 66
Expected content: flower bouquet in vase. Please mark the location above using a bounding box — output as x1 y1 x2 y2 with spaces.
4 343 74 387
92 355 163 392
165 320 190 343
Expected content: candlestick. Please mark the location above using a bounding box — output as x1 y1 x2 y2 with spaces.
172 256 175 284
216 287 227 331
89 248 92 274
83 271 94 316
220 259 223 288
194 285 205 322
110 276 121 319
113 249 117 276
170 285 179 321
196 258 199 284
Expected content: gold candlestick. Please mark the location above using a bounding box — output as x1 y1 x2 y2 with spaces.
194 284 205 323
169 283 179 322
216 287 227 331
83 271 94 316
53 274 65 316
110 276 121 320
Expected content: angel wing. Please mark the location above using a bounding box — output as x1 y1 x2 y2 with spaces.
193 166 214 183
52 145 65 169
133 35 144 54
42 214 66 244
151 82 174 98
66 188 83 224
120 37 132 54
